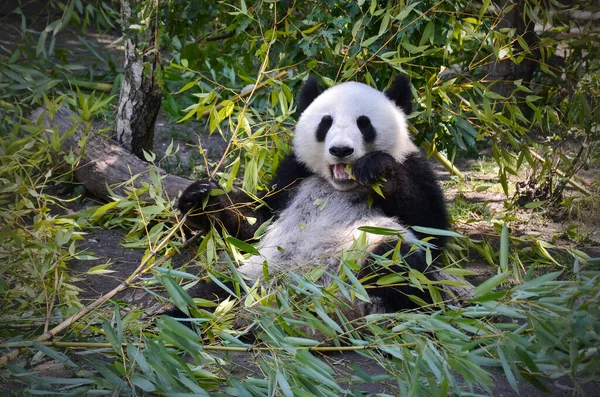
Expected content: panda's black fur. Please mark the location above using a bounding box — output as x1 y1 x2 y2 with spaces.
176 75 463 316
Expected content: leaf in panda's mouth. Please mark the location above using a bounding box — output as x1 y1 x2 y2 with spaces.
332 163 354 181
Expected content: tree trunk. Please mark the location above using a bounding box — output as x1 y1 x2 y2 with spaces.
33 107 191 201
115 0 163 160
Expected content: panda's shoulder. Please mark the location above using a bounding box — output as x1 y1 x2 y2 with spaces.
400 151 436 172
391 150 441 187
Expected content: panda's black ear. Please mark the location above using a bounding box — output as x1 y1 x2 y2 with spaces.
385 75 413 115
298 76 322 115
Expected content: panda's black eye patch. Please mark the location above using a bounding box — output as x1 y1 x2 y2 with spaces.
357 115 376 143
316 115 333 142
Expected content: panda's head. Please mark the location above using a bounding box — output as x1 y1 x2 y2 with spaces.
293 75 419 191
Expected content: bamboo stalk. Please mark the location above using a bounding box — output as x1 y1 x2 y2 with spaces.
420 140 465 179
1 340 416 353
69 79 113 92
0 216 199 368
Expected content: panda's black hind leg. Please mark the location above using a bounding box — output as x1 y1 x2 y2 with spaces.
359 241 436 312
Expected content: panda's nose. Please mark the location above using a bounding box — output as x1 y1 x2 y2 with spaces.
329 146 354 158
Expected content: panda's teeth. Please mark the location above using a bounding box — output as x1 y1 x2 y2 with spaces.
333 163 350 180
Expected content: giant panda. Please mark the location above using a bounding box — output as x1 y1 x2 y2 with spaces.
176 75 472 317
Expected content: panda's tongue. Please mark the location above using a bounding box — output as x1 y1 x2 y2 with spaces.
333 163 350 180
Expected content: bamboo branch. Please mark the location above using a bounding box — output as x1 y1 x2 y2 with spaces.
530 150 591 196
204 31 236 42
208 63 287 177
408 124 464 179
200 70 290 119
194 29 238 44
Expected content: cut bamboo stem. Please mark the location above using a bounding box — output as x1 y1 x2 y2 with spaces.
2 340 417 353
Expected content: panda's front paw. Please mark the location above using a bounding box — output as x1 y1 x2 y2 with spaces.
352 151 396 185
178 180 218 214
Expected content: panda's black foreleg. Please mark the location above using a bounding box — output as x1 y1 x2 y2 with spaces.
178 180 272 240
360 241 435 312
179 154 311 240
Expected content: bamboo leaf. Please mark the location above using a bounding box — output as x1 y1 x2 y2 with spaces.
524 201 546 209
342 263 370 302
131 375 156 392
160 276 195 316
32 342 77 368
412 226 464 238
358 226 404 236
91 200 120 218
497 348 519 392
102 320 121 353
153 267 198 279
87 263 115 275
378 12 390 37
474 272 510 298
276 370 294 397
283 336 320 346
376 273 405 285
227 236 260 255
361 35 379 47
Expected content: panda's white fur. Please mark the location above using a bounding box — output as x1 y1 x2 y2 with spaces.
237 177 416 283
294 82 418 191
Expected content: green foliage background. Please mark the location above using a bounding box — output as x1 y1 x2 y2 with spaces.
0 0 599 395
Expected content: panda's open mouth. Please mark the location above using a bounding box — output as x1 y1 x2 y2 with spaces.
331 163 354 182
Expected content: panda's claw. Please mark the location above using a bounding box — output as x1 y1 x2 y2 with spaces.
178 180 216 213
352 151 396 186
